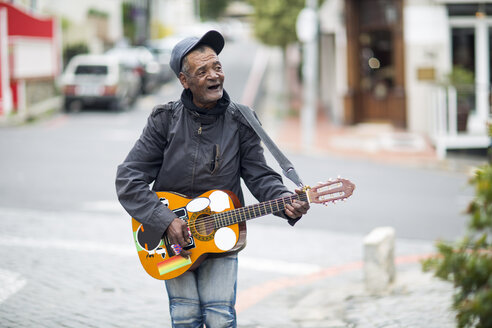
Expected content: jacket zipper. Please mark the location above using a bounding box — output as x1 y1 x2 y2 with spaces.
191 123 202 195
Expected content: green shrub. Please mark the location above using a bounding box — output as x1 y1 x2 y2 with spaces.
423 164 492 328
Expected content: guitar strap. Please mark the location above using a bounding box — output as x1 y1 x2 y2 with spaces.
234 103 304 188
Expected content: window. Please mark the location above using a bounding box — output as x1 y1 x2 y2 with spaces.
74 65 108 75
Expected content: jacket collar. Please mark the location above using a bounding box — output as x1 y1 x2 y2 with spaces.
181 88 230 117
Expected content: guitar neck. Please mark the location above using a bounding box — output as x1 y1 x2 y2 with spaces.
213 192 308 229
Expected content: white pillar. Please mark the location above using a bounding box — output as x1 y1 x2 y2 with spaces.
0 8 12 117
475 13 489 134
363 227 396 294
297 0 319 150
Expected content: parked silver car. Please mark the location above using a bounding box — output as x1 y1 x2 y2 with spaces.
105 46 161 94
61 54 140 112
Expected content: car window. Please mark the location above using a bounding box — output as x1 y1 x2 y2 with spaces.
74 65 108 75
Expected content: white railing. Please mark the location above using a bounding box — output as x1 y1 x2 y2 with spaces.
431 84 491 159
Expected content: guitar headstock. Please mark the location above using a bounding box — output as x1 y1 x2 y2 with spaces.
306 178 355 205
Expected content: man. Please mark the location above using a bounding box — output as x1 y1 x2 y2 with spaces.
115 30 309 327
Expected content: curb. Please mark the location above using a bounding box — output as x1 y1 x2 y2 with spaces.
0 96 62 127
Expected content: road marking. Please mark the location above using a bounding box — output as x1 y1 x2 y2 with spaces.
45 113 68 129
236 253 434 314
0 268 26 304
81 200 126 213
239 256 321 275
0 236 134 257
0 235 321 275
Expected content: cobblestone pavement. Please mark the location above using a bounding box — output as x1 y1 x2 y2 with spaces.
0 204 456 327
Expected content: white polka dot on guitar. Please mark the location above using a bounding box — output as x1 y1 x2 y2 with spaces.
214 227 237 251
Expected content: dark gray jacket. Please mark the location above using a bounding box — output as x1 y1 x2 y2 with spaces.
115 99 296 237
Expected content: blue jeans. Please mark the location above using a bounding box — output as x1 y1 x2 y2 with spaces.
165 253 238 328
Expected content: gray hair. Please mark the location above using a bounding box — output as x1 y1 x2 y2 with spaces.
181 44 215 75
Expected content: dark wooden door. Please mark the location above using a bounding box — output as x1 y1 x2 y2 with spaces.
345 0 406 127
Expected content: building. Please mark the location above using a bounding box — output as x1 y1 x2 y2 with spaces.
319 0 492 157
0 1 60 118
0 0 197 121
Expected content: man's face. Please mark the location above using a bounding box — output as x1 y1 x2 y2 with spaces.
179 47 225 109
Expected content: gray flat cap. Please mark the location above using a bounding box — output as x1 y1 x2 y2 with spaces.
169 30 225 77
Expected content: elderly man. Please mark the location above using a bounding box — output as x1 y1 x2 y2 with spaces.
116 30 309 327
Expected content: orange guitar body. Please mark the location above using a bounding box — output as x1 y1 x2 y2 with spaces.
131 190 246 280
130 178 355 281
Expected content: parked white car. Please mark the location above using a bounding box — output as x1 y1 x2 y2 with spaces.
61 54 141 112
105 46 161 94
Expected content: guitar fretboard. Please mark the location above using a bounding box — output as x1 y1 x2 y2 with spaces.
213 192 308 229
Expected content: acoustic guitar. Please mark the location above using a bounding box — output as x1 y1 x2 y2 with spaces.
131 178 355 280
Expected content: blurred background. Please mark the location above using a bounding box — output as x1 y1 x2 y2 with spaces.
2 0 492 158
0 1 491 327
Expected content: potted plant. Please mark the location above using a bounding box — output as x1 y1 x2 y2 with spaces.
447 65 475 132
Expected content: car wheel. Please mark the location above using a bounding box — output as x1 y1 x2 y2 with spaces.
110 99 124 112
65 100 83 113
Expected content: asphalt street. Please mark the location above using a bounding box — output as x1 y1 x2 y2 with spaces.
0 38 481 327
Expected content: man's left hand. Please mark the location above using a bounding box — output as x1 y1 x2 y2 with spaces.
285 189 310 219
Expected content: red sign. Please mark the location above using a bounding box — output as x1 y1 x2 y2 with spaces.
0 2 54 38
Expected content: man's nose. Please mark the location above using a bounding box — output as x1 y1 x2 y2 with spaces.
208 69 219 79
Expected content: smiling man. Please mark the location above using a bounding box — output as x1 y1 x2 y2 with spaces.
115 30 309 328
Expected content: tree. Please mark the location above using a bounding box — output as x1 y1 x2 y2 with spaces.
199 0 229 21
423 163 492 327
248 0 305 49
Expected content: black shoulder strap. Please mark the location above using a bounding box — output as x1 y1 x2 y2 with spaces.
234 103 304 188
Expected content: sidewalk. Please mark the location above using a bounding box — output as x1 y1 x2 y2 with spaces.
268 111 489 175
236 225 456 328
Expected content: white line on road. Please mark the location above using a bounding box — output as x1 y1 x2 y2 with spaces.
81 201 126 213
239 256 322 275
0 268 26 304
0 236 135 257
0 235 322 275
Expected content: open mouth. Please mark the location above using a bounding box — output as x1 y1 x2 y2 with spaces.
208 84 221 91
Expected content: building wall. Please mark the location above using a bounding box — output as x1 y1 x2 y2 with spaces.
37 0 123 53
318 0 456 136
319 0 347 125
153 0 198 36
403 1 450 134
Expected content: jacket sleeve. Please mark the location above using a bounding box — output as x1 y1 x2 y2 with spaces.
115 105 177 236
237 110 301 226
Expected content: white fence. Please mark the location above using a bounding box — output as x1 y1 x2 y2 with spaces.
431 85 491 159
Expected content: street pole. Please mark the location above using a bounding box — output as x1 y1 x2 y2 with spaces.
296 0 318 151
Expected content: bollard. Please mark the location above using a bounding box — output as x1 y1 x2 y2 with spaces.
363 227 395 294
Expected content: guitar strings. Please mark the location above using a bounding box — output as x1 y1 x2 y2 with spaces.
188 193 307 233
195 192 350 233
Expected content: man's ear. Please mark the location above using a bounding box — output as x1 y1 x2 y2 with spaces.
178 72 189 89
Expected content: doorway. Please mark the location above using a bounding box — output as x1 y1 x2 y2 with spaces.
345 0 406 127
448 3 492 133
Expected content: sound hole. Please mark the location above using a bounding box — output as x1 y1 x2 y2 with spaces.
195 214 215 235
190 213 215 242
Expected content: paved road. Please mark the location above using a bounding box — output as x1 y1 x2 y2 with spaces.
0 38 476 327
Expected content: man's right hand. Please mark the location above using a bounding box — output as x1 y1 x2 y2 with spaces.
165 218 192 258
